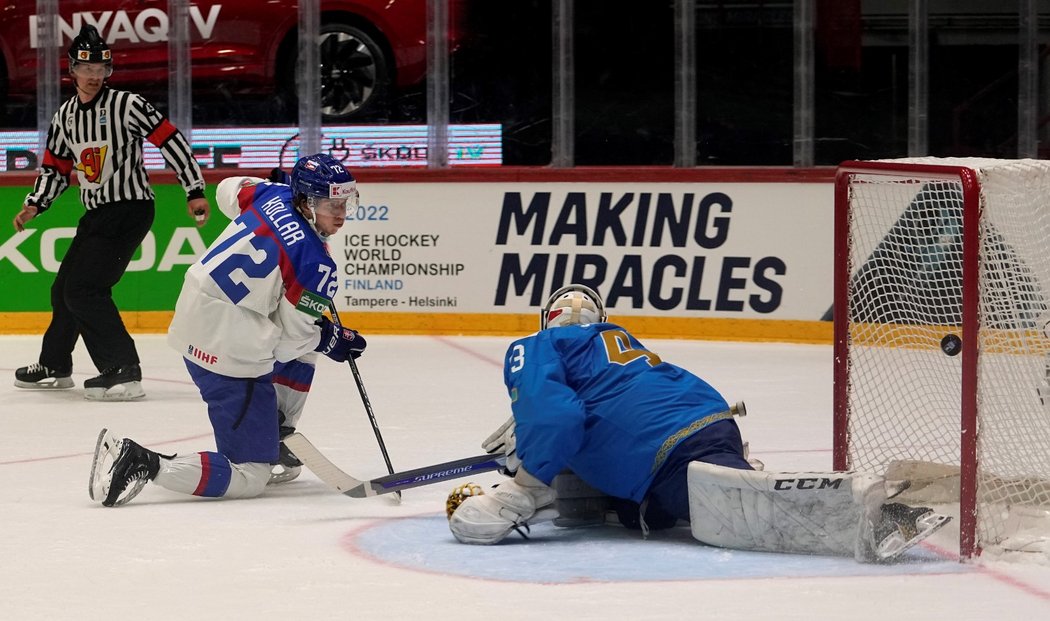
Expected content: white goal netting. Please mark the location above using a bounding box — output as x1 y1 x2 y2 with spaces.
840 157 1050 558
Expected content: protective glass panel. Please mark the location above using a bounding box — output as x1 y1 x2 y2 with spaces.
575 0 674 165
813 0 901 162
1 1 168 164
183 1 431 170
451 0 550 166
694 0 793 165
814 2 1034 163
927 7 1019 158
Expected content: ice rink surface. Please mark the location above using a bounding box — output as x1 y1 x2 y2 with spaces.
3 333 1049 620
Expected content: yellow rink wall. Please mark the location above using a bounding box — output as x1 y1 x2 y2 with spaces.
0 311 833 344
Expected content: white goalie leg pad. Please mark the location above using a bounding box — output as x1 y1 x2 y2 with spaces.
449 470 556 544
687 461 886 561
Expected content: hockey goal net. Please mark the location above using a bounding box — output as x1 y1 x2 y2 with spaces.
834 157 1050 560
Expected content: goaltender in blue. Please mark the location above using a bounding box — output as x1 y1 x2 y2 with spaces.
445 284 951 563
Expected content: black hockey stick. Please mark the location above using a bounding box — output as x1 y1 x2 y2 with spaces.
283 432 507 498
329 303 400 500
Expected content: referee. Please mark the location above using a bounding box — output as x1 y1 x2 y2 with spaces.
12 25 210 401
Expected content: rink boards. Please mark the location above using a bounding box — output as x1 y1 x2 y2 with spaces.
0 168 837 342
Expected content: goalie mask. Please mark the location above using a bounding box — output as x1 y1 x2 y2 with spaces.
290 154 359 240
541 284 607 329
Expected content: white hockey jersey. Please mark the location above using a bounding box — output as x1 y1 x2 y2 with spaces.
168 177 338 377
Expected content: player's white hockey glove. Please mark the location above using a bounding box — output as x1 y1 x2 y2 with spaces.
447 469 556 544
315 316 367 363
481 415 521 476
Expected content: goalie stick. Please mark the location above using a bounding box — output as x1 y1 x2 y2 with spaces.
283 432 508 498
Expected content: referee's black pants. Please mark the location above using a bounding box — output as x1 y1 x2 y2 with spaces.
39 200 154 373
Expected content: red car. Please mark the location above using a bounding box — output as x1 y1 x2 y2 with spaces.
0 0 458 123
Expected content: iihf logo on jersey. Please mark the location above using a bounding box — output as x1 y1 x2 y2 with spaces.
187 344 218 365
98 109 108 126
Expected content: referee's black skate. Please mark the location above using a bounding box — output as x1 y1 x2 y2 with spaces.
84 364 145 401
14 363 73 389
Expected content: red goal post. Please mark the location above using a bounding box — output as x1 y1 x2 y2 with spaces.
833 158 1050 560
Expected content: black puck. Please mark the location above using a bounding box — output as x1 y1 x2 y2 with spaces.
940 333 962 356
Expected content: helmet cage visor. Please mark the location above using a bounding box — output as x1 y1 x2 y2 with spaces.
540 284 607 329
305 183 359 216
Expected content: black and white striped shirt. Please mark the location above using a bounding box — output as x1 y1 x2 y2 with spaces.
26 86 204 212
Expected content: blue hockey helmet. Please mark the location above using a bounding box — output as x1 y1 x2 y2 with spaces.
289 154 358 240
541 284 607 329
290 154 357 204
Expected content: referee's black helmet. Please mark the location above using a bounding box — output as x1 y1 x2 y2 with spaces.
68 25 112 64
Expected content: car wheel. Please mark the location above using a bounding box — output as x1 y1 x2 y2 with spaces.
318 22 390 120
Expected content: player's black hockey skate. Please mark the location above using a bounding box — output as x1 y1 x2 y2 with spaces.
873 502 952 561
89 428 160 507
84 364 144 401
14 363 73 389
269 425 303 485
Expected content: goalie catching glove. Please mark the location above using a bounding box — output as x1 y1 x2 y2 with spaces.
314 316 366 363
481 415 521 476
447 469 556 544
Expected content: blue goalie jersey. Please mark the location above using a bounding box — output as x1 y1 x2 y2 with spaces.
504 322 730 502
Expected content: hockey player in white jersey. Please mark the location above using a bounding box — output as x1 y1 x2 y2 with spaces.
89 154 366 507
447 284 952 562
